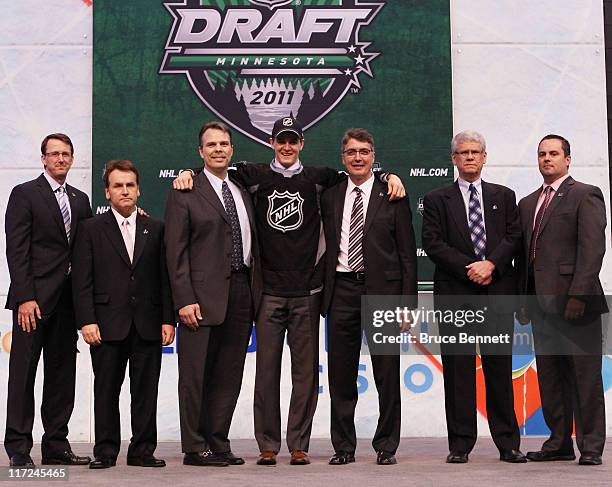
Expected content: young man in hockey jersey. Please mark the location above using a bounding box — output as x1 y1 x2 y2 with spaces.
173 116 405 465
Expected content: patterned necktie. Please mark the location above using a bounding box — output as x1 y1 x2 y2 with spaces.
468 184 486 260
530 186 553 262
56 186 71 242
347 187 365 272
221 181 245 271
121 219 134 263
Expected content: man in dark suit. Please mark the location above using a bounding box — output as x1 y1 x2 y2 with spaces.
320 128 417 466
164 121 262 467
72 160 175 469
518 134 607 466
422 130 524 464
4 133 92 467
172 117 405 466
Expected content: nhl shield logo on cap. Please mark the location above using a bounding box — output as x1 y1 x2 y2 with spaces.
267 190 304 232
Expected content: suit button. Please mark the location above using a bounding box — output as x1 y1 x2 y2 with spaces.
130 276 135 281
130 296 136 302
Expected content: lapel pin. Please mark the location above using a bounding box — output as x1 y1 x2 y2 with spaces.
557 193 563 197
71 192 76 197
143 229 149 234
492 204 498 210
379 192 384 197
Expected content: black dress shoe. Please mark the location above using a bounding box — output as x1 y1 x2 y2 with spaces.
526 450 576 462
42 450 91 465
446 452 468 463
329 452 355 465
579 454 602 466
9 453 35 467
216 451 245 465
183 451 228 467
500 449 527 463
89 457 116 469
127 455 166 467
376 450 397 465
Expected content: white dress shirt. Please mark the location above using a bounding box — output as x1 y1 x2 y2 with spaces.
532 174 570 229
204 167 252 267
111 207 137 261
336 174 375 272
457 177 486 232
44 170 72 223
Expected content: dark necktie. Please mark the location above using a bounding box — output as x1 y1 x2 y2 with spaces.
468 184 486 260
530 186 553 262
221 181 245 271
348 187 364 272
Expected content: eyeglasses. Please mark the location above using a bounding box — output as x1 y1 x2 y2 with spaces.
454 150 483 158
45 151 73 160
343 148 373 157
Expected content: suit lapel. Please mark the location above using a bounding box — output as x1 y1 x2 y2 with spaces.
194 171 230 224
36 174 68 245
522 189 540 249
102 210 132 267
537 176 573 237
334 180 348 240
447 182 474 252
132 214 149 268
363 179 385 236
481 181 499 252
65 184 82 246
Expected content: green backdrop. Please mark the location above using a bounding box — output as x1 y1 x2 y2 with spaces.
93 0 453 285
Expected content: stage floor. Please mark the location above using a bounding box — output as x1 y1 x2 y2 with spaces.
5 437 610 486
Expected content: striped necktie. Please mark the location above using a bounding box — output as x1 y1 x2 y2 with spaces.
468 184 486 260
57 186 71 242
347 187 365 272
530 186 553 262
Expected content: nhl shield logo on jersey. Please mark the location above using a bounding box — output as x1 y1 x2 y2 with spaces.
160 0 385 146
267 190 304 232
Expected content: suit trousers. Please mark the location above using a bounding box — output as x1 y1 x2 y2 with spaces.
442 313 520 453
4 281 77 458
327 275 401 455
178 272 252 454
531 306 605 455
90 325 162 460
253 293 321 453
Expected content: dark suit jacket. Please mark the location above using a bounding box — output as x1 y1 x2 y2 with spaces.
422 180 521 296
518 176 607 315
164 171 262 326
71 211 174 341
320 178 418 315
5 173 92 314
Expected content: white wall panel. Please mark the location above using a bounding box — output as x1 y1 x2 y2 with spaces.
0 1 610 443
452 0 604 44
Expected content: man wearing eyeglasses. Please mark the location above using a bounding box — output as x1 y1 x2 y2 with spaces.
421 130 524 464
173 116 405 466
4 133 92 467
320 128 417 466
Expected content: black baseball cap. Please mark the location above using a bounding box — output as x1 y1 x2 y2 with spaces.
272 116 303 139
